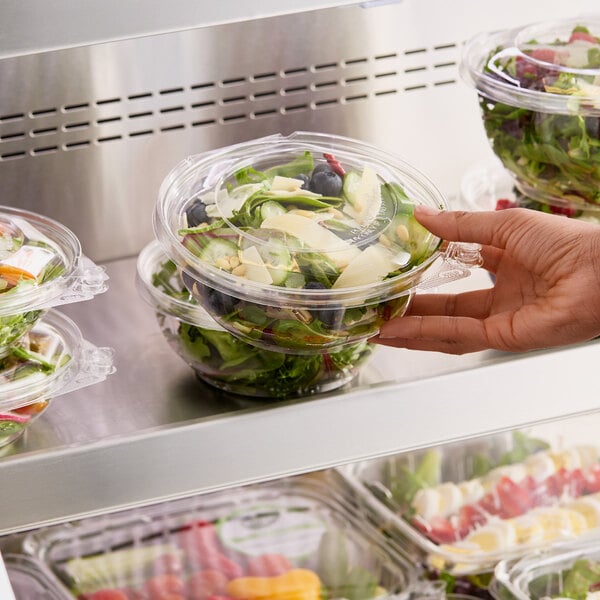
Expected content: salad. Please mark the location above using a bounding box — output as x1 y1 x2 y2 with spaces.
154 133 453 353
138 241 374 398
461 20 600 206
0 323 71 447
36 480 414 600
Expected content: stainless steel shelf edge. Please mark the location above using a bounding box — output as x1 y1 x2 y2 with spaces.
0 339 597 535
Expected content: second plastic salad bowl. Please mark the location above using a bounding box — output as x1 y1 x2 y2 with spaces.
136 241 374 398
461 18 600 208
154 132 480 354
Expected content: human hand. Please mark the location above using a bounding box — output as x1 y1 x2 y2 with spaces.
372 206 600 354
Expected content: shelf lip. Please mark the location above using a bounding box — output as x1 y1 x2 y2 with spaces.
0 339 598 535
0 0 360 60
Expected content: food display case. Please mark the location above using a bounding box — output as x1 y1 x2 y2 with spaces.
0 2 599 598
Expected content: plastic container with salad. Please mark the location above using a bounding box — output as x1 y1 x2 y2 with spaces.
136 240 374 398
339 431 600 576
4 554 72 600
153 132 481 354
0 206 108 356
461 18 600 210
0 309 115 448
491 540 600 600
25 477 417 600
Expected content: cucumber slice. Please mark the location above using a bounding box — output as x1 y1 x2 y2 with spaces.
260 200 287 221
258 238 292 285
199 238 238 267
342 170 362 208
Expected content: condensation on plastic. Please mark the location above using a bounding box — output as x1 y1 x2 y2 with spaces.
0 310 115 413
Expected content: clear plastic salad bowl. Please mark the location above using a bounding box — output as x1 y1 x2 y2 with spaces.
461 18 600 207
136 241 374 398
0 309 115 448
154 132 480 354
0 206 109 357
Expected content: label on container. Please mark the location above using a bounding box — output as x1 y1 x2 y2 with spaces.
0 245 56 279
217 499 326 560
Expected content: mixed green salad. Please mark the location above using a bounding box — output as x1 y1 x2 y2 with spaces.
478 24 600 204
0 215 66 351
0 326 69 444
152 259 373 398
529 558 600 600
176 150 440 351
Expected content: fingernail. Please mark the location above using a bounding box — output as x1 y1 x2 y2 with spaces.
415 205 441 217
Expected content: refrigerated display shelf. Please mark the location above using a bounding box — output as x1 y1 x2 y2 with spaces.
0 254 597 535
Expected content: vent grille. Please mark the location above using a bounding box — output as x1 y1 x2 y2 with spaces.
0 43 460 161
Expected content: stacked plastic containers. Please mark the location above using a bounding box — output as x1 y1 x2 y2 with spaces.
338 431 600 596
138 131 481 399
24 477 423 600
0 205 114 449
460 17 600 223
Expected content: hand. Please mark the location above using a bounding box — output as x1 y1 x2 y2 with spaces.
372 206 600 354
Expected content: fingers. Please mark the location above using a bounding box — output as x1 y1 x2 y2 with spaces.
414 206 531 249
406 288 493 319
373 314 491 355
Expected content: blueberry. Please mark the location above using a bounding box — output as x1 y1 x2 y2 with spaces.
294 174 310 190
182 272 237 315
185 199 209 227
303 282 344 329
309 167 343 197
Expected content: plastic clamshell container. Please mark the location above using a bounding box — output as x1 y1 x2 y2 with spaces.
136 240 374 398
458 160 600 223
460 18 600 207
338 432 600 576
491 540 600 600
4 554 72 599
0 309 115 448
26 477 417 600
0 206 109 356
154 131 481 354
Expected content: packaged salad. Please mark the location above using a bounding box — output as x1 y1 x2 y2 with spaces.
0 206 108 355
136 240 374 398
461 18 600 208
25 477 417 600
3 554 72 599
154 132 480 354
0 309 115 448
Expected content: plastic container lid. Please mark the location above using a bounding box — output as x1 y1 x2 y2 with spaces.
27 477 417 600
0 309 115 414
0 206 108 316
491 540 600 600
154 132 481 311
4 554 72 600
461 17 600 115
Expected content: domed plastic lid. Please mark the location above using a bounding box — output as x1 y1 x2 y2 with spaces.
154 132 481 309
462 17 600 115
0 206 108 316
136 240 223 330
0 309 115 413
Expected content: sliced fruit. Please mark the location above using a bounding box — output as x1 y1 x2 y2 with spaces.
270 175 304 192
331 244 393 289
342 166 382 225
261 213 360 269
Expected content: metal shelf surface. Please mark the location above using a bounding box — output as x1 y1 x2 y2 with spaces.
0 254 598 534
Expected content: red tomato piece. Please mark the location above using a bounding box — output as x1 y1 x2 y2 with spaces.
584 465 600 494
530 48 557 63
187 570 230 600
477 491 502 516
495 198 517 211
569 31 598 43
544 468 570 498
456 504 487 539
144 574 186 600
496 476 533 518
412 515 458 545
246 553 293 577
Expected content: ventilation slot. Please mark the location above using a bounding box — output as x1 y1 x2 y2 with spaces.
1 113 25 122
64 103 89 112
96 97 121 106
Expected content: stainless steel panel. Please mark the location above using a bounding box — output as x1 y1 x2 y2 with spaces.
2 0 595 262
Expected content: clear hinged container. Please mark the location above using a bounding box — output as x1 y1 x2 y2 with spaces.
491 540 600 600
0 206 109 356
461 18 600 207
136 240 374 398
25 477 417 600
4 554 72 599
0 309 115 448
153 132 481 354
338 428 600 576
